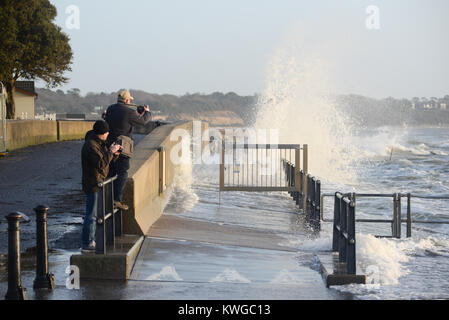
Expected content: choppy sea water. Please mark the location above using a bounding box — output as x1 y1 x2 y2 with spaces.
325 126 449 299
165 126 449 300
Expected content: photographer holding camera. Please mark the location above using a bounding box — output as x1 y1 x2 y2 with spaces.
104 89 151 210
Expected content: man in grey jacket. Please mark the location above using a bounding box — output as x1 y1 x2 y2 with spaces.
104 90 151 210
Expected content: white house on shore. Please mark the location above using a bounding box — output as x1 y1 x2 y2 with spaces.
14 81 37 119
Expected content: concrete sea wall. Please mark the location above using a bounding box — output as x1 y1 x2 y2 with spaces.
71 120 209 280
123 120 208 235
5 120 95 151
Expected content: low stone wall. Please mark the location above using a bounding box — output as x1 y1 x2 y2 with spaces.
5 120 96 151
57 120 95 141
6 120 58 151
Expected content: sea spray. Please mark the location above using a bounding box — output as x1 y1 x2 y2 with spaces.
209 268 251 283
165 148 199 213
145 265 183 281
253 47 358 184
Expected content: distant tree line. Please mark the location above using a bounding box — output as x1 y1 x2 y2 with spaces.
336 94 449 127
36 88 257 125
36 88 449 127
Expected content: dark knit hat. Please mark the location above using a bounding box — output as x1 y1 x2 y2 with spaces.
93 120 109 135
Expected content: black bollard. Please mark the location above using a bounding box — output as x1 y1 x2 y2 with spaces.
33 205 55 290
5 213 28 300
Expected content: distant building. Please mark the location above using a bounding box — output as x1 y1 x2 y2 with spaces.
441 103 447 110
14 81 37 119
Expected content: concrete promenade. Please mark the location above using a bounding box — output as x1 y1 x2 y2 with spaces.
0 136 351 300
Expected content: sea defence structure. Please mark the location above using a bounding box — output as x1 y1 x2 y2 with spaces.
70 120 208 280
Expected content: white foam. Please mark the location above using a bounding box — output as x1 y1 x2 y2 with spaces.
209 268 251 283
356 234 449 286
270 269 302 284
253 45 358 184
167 150 200 213
145 265 183 281
278 234 332 252
281 230 449 288
393 143 431 156
356 234 410 285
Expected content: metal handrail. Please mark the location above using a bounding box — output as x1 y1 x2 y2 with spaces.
231 144 301 149
98 175 118 187
219 142 308 194
332 192 356 274
95 175 122 254
284 162 321 231
321 192 449 238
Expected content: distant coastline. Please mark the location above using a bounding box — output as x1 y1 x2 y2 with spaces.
35 88 449 127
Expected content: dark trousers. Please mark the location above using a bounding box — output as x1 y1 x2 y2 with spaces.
109 155 130 202
82 192 98 248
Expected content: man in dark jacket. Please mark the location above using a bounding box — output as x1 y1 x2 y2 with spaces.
105 90 151 210
81 120 121 252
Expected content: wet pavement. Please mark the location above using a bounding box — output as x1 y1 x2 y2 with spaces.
0 137 351 300
0 140 86 255
0 135 146 299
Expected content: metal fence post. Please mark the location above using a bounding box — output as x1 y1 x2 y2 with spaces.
339 200 347 263
96 187 106 255
302 145 308 213
307 175 312 220
347 201 356 274
290 164 295 198
315 180 321 231
295 147 301 207
397 194 402 238
332 193 340 252
219 138 225 205
5 213 28 300
407 193 412 238
287 163 292 196
392 193 401 238
392 194 397 238
105 183 115 247
33 205 55 290
310 177 316 226
296 170 303 207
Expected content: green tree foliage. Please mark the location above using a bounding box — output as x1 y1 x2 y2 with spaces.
0 0 73 119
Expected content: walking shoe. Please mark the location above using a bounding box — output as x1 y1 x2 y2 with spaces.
114 201 129 211
81 241 96 253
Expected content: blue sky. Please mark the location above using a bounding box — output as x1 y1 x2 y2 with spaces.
41 0 449 99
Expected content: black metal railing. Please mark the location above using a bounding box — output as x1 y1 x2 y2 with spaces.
95 175 122 254
284 160 321 231
332 192 356 275
306 175 321 231
321 193 449 239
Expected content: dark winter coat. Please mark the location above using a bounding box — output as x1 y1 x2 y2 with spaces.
81 130 115 193
104 102 151 141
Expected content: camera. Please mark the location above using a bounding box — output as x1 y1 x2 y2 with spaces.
137 106 145 114
114 138 123 152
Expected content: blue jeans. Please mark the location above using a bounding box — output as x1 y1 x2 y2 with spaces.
82 192 98 248
109 155 130 202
